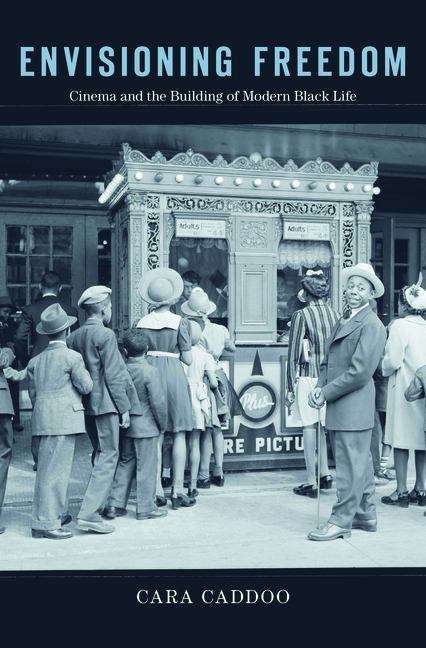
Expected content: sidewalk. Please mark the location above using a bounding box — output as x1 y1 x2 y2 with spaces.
2 414 426 571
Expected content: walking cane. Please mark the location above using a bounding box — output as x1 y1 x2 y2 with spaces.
316 408 322 529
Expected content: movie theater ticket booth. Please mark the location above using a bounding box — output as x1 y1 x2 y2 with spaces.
102 144 379 470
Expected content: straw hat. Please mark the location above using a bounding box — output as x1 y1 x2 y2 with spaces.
181 287 217 316
36 303 77 335
403 273 426 310
341 263 384 298
138 268 183 306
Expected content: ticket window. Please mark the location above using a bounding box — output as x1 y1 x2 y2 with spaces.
277 240 332 341
169 237 229 326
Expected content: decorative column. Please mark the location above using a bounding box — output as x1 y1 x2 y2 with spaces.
355 201 374 264
125 191 147 325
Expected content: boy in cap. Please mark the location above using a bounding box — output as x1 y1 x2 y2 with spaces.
104 329 168 520
67 285 140 534
18 303 93 539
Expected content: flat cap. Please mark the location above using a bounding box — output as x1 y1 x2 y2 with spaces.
78 285 111 308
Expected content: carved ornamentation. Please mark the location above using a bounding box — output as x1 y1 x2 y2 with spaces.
239 221 268 248
167 195 336 217
166 214 175 245
274 218 282 240
342 203 355 218
355 201 375 223
120 145 378 177
146 193 161 270
126 192 146 212
342 219 355 268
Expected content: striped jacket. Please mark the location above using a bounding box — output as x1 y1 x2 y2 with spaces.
287 300 340 394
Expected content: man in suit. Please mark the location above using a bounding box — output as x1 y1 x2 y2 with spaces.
0 295 22 432
14 271 79 469
0 345 16 535
67 285 140 534
307 263 387 541
23 304 93 539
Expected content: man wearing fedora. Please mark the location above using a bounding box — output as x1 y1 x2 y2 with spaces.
67 286 140 533
14 271 79 469
307 263 387 541
24 304 93 539
0 344 15 535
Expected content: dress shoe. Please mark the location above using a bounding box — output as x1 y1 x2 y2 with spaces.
31 528 73 540
293 483 318 498
77 519 115 534
307 523 351 541
161 476 172 488
409 489 426 506
61 514 72 526
0 526 5 535
211 475 225 487
156 496 168 507
136 509 168 520
187 488 198 498
381 491 409 508
319 475 333 490
170 492 196 510
351 519 377 532
33 464 37 472
102 506 127 519
197 478 211 489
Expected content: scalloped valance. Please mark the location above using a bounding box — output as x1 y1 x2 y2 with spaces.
278 240 332 269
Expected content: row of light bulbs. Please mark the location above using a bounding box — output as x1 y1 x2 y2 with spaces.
133 170 380 194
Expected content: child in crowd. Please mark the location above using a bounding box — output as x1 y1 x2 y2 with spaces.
182 288 241 488
8 303 93 540
184 320 218 497
104 329 168 520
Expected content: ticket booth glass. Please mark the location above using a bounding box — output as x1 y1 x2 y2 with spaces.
277 240 332 339
169 237 229 325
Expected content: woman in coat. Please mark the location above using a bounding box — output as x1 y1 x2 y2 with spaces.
381 275 426 507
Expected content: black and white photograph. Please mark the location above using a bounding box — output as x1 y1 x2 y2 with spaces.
1 123 426 571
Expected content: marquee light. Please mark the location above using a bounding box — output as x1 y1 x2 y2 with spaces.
154 172 164 182
326 182 336 191
309 181 318 190
194 175 204 184
215 176 224 185
271 179 281 188
98 173 125 204
362 184 373 192
134 171 143 181
373 186 381 195
175 174 184 183
344 182 354 191
253 178 262 187
290 179 300 189
234 177 243 186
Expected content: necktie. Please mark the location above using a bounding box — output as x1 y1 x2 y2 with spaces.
342 305 351 319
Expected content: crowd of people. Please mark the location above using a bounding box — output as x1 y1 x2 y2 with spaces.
0 269 238 539
1 261 426 543
286 264 426 540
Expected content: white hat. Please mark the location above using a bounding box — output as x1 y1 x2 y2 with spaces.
138 268 183 306
78 285 111 308
181 287 217 316
403 273 426 310
341 263 385 298
297 289 307 303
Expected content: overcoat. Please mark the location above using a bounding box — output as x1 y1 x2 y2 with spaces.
0 347 15 415
382 315 426 450
27 341 93 436
67 319 140 417
317 305 386 431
